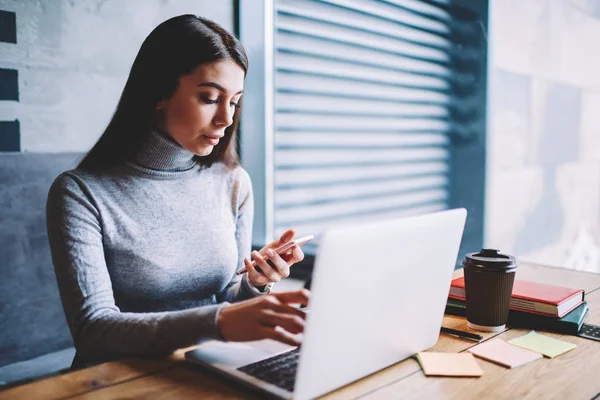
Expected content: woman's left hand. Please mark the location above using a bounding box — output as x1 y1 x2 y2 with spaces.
244 229 305 287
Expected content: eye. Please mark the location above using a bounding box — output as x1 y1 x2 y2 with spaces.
200 95 219 105
201 95 240 109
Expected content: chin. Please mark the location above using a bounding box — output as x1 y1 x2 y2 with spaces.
194 146 214 157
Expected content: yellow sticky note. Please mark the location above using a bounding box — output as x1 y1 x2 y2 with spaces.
508 331 576 359
417 352 483 377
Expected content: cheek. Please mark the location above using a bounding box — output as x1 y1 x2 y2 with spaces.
168 99 210 131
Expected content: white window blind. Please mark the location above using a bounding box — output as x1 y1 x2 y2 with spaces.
240 0 470 253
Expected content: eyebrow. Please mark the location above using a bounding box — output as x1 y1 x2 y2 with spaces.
198 82 243 95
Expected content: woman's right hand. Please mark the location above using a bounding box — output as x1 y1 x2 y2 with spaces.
217 289 310 347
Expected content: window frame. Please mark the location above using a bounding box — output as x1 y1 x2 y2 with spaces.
237 0 489 276
238 0 275 247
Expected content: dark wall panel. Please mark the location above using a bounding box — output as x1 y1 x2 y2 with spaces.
0 68 18 101
0 120 20 152
0 10 17 44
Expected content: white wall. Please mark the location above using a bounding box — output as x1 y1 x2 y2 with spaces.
0 0 233 152
486 0 600 272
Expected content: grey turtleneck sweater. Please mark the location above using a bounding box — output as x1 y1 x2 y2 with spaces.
46 130 265 364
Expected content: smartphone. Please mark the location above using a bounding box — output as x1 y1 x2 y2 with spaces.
235 234 314 275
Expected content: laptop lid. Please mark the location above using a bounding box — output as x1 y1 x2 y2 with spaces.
294 208 467 400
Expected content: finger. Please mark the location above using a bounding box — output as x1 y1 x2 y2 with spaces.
262 296 307 319
253 250 281 282
272 289 310 306
281 245 304 264
265 249 290 278
263 311 305 334
263 326 302 347
291 245 304 262
270 301 307 319
267 229 295 251
245 258 269 286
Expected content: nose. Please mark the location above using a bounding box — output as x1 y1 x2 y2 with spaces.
214 103 235 128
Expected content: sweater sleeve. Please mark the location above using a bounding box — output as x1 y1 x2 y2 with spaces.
47 173 225 362
216 167 271 302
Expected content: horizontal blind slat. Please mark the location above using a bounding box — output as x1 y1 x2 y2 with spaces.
276 72 450 102
275 189 448 224
276 0 450 44
275 132 449 147
379 0 451 18
276 114 450 131
276 53 449 90
275 147 448 167
275 162 449 185
314 0 451 30
274 203 447 240
276 174 448 205
276 31 450 78
276 14 450 63
276 93 449 118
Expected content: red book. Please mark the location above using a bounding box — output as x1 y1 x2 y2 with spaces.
448 277 584 318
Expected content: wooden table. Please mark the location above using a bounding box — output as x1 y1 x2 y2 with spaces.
2 263 600 399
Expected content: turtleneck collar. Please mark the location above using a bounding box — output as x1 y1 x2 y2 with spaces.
131 129 197 173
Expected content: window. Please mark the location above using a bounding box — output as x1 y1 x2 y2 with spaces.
239 0 488 270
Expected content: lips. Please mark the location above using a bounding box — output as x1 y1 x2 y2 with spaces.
203 135 222 146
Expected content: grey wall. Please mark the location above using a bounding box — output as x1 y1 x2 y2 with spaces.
486 0 600 273
0 0 233 151
0 0 234 364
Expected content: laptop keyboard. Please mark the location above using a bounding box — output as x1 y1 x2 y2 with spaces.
237 348 300 392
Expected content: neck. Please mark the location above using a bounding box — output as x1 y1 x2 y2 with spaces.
132 129 197 172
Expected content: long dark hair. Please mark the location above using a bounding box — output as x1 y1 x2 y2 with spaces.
78 15 248 170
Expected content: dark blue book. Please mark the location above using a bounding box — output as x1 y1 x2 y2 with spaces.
445 298 588 335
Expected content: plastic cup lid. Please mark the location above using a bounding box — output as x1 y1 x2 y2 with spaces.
463 249 516 270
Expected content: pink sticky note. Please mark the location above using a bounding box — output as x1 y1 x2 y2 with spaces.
468 338 542 368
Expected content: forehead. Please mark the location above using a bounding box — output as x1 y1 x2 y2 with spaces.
186 59 245 94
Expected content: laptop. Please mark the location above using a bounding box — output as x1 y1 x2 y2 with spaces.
185 208 467 399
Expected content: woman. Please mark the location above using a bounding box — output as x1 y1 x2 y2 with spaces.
46 14 309 367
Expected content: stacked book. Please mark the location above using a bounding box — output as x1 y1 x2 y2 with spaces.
445 277 587 334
